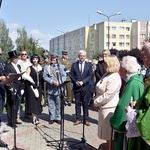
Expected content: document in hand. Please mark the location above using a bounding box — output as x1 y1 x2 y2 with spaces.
2 72 25 85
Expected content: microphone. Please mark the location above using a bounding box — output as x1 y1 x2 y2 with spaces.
64 68 76 83
64 68 70 74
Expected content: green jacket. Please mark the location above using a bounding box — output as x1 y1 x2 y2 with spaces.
110 74 144 132
59 58 72 82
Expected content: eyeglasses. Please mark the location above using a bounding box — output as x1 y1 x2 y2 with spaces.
21 53 27 56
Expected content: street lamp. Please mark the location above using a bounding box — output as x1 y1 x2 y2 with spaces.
57 29 66 51
97 11 121 50
0 0 2 9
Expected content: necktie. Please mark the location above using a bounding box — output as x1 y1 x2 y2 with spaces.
80 62 83 74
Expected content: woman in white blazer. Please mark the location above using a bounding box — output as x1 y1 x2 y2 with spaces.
93 54 121 150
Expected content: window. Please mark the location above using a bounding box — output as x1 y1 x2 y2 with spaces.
126 43 130 46
106 42 110 47
140 34 145 38
140 26 146 31
119 27 125 31
112 42 116 46
126 35 130 39
119 35 125 39
112 26 116 30
126 27 130 31
112 34 116 38
119 42 124 47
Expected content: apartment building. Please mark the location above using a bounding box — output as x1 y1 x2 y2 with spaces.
49 20 150 60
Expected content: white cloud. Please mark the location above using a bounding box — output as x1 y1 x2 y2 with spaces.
9 31 18 43
7 23 20 29
7 23 52 50
30 29 52 50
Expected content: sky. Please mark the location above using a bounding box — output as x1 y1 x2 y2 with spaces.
0 0 150 50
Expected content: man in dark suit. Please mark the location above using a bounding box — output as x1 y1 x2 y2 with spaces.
4 50 22 127
95 49 110 84
70 50 93 126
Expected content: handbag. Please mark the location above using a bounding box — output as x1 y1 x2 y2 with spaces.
136 107 150 145
125 110 140 138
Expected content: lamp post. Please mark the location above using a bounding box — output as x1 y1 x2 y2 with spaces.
97 11 121 50
0 0 2 9
57 29 66 51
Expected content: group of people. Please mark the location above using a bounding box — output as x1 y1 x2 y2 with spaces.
93 42 150 150
0 48 93 148
0 42 150 149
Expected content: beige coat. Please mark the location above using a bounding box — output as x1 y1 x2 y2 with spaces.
94 72 121 140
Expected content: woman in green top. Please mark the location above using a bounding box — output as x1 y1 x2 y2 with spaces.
110 56 144 150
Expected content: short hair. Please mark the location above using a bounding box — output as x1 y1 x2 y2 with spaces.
78 50 86 56
121 56 141 74
104 54 120 73
30 54 40 64
102 49 110 56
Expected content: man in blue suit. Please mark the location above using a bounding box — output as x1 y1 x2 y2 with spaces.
70 50 93 126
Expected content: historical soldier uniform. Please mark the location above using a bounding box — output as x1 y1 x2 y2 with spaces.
60 51 72 106
43 53 66 124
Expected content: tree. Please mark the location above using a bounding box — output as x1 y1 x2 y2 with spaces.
0 19 14 60
15 27 44 57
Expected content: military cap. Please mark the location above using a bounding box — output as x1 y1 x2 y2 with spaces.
50 52 59 58
62 51 68 55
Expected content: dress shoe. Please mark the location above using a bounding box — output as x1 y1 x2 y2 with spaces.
33 117 39 125
49 120 54 124
17 117 22 122
55 120 61 124
74 120 82 125
15 120 22 124
7 123 17 128
84 120 90 126
0 139 8 147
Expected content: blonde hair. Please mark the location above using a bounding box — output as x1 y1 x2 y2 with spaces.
104 54 120 73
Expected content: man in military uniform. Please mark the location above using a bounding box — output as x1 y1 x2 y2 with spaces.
60 51 72 106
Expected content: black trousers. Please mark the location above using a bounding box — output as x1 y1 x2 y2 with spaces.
6 83 21 125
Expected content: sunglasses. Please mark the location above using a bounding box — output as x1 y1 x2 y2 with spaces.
21 53 27 56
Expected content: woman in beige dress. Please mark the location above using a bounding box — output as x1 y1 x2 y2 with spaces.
93 54 121 150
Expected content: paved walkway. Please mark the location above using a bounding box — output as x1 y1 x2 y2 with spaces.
1 103 106 150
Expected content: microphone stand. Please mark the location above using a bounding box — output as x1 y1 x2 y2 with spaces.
3 73 23 150
56 60 66 150
10 83 18 150
68 73 96 149
47 60 66 150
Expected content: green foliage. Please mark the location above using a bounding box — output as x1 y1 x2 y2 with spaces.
0 19 14 60
0 19 45 60
15 27 43 56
